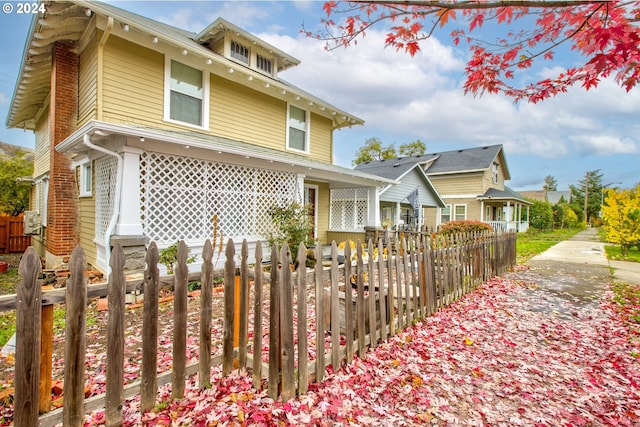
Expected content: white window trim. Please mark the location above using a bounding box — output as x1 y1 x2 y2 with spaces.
286 103 310 154
79 161 92 197
163 57 210 130
454 204 467 221
304 184 319 240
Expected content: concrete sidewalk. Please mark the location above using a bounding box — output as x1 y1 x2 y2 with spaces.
529 227 640 286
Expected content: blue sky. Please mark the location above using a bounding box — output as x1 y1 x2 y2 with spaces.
1 1 638 191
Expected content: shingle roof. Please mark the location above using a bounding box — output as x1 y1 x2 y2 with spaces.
354 144 507 177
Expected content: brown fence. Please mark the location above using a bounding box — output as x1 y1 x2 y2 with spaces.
0 214 31 254
5 230 516 426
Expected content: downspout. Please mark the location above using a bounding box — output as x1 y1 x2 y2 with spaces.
83 133 123 277
97 16 114 121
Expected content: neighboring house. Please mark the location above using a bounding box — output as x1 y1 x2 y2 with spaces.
357 145 531 232
353 160 446 231
7 1 396 274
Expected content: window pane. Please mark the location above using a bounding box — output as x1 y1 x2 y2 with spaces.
170 91 202 125
171 61 202 98
290 106 305 126
455 205 466 220
289 127 305 150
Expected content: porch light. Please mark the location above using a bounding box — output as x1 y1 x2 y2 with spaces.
122 23 130 32
152 36 158 44
247 76 253 81
264 83 270 88
308 101 314 106
85 8 92 16
139 137 145 142
182 49 188 55
281 89 286 95
228 68 234 73
206 59 212 65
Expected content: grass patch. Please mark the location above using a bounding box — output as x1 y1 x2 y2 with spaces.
604 245 640 263
0 269 19 296
516 227 584 264
0 312 16 348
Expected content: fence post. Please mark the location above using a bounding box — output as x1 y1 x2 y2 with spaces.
62 246 87 427
39 284 53 415
14 247 42 427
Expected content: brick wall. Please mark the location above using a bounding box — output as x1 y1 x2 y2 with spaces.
47 42 79 257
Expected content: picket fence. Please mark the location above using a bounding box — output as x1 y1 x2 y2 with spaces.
7 230 516 426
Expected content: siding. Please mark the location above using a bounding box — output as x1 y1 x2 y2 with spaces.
380 169 440 206
101 36 333 163
210 75 286 151
102 36 165 126
430 172 484 196
33 108 50 177
78 36 98 126
308 113 332 163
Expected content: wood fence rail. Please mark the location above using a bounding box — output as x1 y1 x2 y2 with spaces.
9 230 516 426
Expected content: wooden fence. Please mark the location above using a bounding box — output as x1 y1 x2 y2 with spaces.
0 214 31 254
6 230 515 426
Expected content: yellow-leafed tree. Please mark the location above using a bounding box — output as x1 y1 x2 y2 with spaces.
602 184 640 257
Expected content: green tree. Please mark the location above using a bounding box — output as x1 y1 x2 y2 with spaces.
570 169 604 224
352 137 397 165
602 184 640 256
353 137 427 165
528 199 553 231
543 175 558 192
0 152 33 216
398 139 426 157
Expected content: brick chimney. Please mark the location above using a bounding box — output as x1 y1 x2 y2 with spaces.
46 42 79 263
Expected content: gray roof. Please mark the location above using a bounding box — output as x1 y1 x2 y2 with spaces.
479 186 532 205
355 144 508 178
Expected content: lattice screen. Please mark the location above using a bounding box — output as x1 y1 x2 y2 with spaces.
95 156 118 242
329 187 369 231
140 151 297 245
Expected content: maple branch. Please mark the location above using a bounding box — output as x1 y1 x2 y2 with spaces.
349 0 607 9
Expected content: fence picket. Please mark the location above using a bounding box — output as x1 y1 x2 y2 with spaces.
239 240 250 370
171 241 189 399
223 239 237 377
199 240 213 389
279 244 295 401
267 243 280 399
252 243 264 389
355 243 365 356
386 238 396 337
313 244 325 384
344 243 354 363
367 240 377 347
296 244 309 395
141 242 160 411
62 246 87 427
106 244 126 427
330 242 340 370
15 247 42 427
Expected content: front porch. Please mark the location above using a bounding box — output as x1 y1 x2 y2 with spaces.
479 189 531 233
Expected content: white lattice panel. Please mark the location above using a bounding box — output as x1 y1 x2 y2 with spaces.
95 156 118 241
140 151 297 244
330 188 369 230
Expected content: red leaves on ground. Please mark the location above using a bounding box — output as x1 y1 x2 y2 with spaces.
64 274 640 426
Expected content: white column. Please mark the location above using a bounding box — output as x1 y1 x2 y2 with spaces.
366 186 380 227
296 174 306 203
116 146 144 235
505 201 511 230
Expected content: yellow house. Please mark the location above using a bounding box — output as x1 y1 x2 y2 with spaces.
7 1 396 273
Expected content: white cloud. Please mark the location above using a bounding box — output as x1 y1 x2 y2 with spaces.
0 91 8 105
263 28 640 165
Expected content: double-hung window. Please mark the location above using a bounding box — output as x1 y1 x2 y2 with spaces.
440 205 451 224
454 204 467 221
492 162 499 183
166 59 207 128
287 105 309 152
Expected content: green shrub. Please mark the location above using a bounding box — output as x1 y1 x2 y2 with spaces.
438 220 493 235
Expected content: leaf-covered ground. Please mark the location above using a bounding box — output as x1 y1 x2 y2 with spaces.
78 272 640 426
